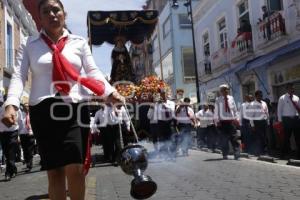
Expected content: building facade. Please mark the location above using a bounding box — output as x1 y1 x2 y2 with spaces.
194 0 300 106
0 0 37 101
146 0 199 101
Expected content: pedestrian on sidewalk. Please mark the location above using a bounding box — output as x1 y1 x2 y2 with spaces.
195 104 208 149
214 84 240 160
1 0 124 199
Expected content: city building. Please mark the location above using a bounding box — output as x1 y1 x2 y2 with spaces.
146 0 199 102
194 0 300 105
0 0 37 102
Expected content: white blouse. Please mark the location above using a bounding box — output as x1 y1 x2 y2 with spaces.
5 29 115 108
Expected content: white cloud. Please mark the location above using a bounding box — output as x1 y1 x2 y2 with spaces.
61 0 147 75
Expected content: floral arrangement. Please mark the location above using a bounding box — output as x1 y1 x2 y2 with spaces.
115 75 170 102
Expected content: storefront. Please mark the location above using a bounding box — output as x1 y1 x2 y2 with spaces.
268 56 300 102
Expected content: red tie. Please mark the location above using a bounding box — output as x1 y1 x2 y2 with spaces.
224 96 230 113
41 34 105 96
163 105 170 118
290 94 300 113
25 113 31 130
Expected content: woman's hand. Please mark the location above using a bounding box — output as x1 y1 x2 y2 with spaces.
107 91 126 104
2 105 18 127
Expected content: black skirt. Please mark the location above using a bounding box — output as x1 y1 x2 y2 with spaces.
29 97 90 171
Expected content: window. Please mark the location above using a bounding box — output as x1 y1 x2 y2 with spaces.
218 18 227 48
202 32 210 56
182 48 195 80
266 0 283 11
6 22 13 69
179 14 191 28
163 17 171 38
162 52 174 81
237 0 251 32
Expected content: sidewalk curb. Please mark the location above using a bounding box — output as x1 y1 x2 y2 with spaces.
240 153 250 158
287 159 300 167
257 156 277 163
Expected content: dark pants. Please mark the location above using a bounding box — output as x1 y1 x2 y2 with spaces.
0 131 18 176
19 134 35 167
149 123 160 151
158 120 175 157
281 117 300 159
241 119 252 153
102 125 118 162
207 125 218 151
177 123 193 154
219 121 240 157
197 127 207 148
253 120 268 156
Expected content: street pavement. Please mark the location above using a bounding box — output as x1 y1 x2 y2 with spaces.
0 144 300 200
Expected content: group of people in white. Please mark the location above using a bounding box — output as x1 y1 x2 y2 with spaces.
1 82 299 181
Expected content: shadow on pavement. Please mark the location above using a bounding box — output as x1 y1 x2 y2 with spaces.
203 158 224 162
25 194 49 200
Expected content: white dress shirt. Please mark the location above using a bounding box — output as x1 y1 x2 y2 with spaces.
5 29 115 108
18 111 33 135
94 108 108 128
214 95 238 123
205 109 215 126
195 109 207 128
249 100 269 127
157 100 175 121
277 93 300 122
0 106 22 132
176 106 195 124
147 103 159 124
239 102 252 125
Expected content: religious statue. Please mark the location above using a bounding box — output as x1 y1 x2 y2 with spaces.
110 36 135 84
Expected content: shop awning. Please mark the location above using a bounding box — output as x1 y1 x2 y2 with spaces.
87 10 158 45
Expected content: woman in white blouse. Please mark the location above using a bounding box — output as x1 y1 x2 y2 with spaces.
1 0 123 199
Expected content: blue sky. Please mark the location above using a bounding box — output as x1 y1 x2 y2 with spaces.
61 0 147 76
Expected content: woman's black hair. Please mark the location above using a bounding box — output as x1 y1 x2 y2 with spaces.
38 0 65 12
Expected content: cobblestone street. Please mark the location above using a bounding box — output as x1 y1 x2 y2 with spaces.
1 146 300 200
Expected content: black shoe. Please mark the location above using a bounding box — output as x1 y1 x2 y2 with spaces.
234 155 240 160
4 175 11 181
223 155 228 160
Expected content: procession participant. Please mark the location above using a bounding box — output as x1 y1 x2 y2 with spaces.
239 95 253 153
175 97 196 156
277 83 300 159
106 103 130 166
1 0 124 199
19 103 35 172
147 94 160 154
195 104 208 149
249 90 269 156
157 91 176 159
0 98 22 181
214 84 240 160
205 104 219 152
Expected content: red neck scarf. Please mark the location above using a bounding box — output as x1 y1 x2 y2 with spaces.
289 94 300 113
41 34 105 96
224 95 231 113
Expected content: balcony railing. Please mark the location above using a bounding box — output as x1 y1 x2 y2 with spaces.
231 32 253 62
211 47 230 71
256 11 286 47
